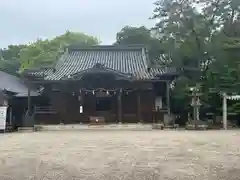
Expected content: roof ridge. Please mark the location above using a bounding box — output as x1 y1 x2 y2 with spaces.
67 44 146 52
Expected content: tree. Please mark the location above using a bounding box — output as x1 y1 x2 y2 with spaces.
19 31 100 71
114 26 167 64
152 0 239 72
202 18 240 113
151 0 240 117
0 59 20 76
0 45 26 75
151 0 210 116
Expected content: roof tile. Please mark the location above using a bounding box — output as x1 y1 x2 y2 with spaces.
28 45 176 80
0 71 39 96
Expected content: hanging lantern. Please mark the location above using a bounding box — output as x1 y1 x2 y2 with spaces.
106 90 109 96
92 90 95 95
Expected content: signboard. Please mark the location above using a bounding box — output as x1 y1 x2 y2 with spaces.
0 106 7 131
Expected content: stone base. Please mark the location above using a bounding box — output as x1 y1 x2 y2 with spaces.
185 124 208 130
33 125 43 132
18 127 34 132
152 123 164 130
34 124 153 131
152 123 179 130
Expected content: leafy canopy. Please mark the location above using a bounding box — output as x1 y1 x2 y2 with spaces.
19 31 100 71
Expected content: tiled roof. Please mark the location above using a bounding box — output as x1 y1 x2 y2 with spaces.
0 71 39 97
27 45 177 81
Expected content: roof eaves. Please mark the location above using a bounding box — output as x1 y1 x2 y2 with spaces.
22 66 56 79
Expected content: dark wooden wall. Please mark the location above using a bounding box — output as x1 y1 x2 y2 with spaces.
34 89 155 125
140 90 155 123
122 90 154 123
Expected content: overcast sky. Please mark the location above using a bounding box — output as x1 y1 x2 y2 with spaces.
0 0 156 48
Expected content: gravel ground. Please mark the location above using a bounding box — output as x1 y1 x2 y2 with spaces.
0 130 240 180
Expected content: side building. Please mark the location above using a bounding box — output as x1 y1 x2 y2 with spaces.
0 71 39 130
23 45 179 125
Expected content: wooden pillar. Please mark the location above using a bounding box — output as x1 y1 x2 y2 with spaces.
79 90 84 123
9 107 12 125
137 90 142 123
24 87 34 127
27 88 31 115
166 81 170 115
118 88 122 123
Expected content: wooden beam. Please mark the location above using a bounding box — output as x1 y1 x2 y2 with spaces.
24 79 156 88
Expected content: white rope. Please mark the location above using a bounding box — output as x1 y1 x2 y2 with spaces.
218 92 240 100
226 95 240 100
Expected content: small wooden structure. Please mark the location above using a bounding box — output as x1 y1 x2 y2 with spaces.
0 71 39 131
23 45 179 125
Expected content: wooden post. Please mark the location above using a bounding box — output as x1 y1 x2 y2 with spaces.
166 81 170 115
9 107 12 125
27 88 31 116
118 88 122 123
222 93 227 130
137 90 142 123
24 87 33 127
79 89 84 124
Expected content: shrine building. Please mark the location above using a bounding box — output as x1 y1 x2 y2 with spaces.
22 45 179 125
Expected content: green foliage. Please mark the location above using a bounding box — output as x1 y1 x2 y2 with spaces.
114 26 167 64
0 59 20 76
116 26 151 45
0 45 26 75
0 32 99 74
1 45 26 61
152 0 240 114
19 31 100 71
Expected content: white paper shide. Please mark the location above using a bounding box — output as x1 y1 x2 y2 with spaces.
80 106 83 114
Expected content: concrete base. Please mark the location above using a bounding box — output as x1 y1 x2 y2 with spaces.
18 127 34 132
34 124 153 131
